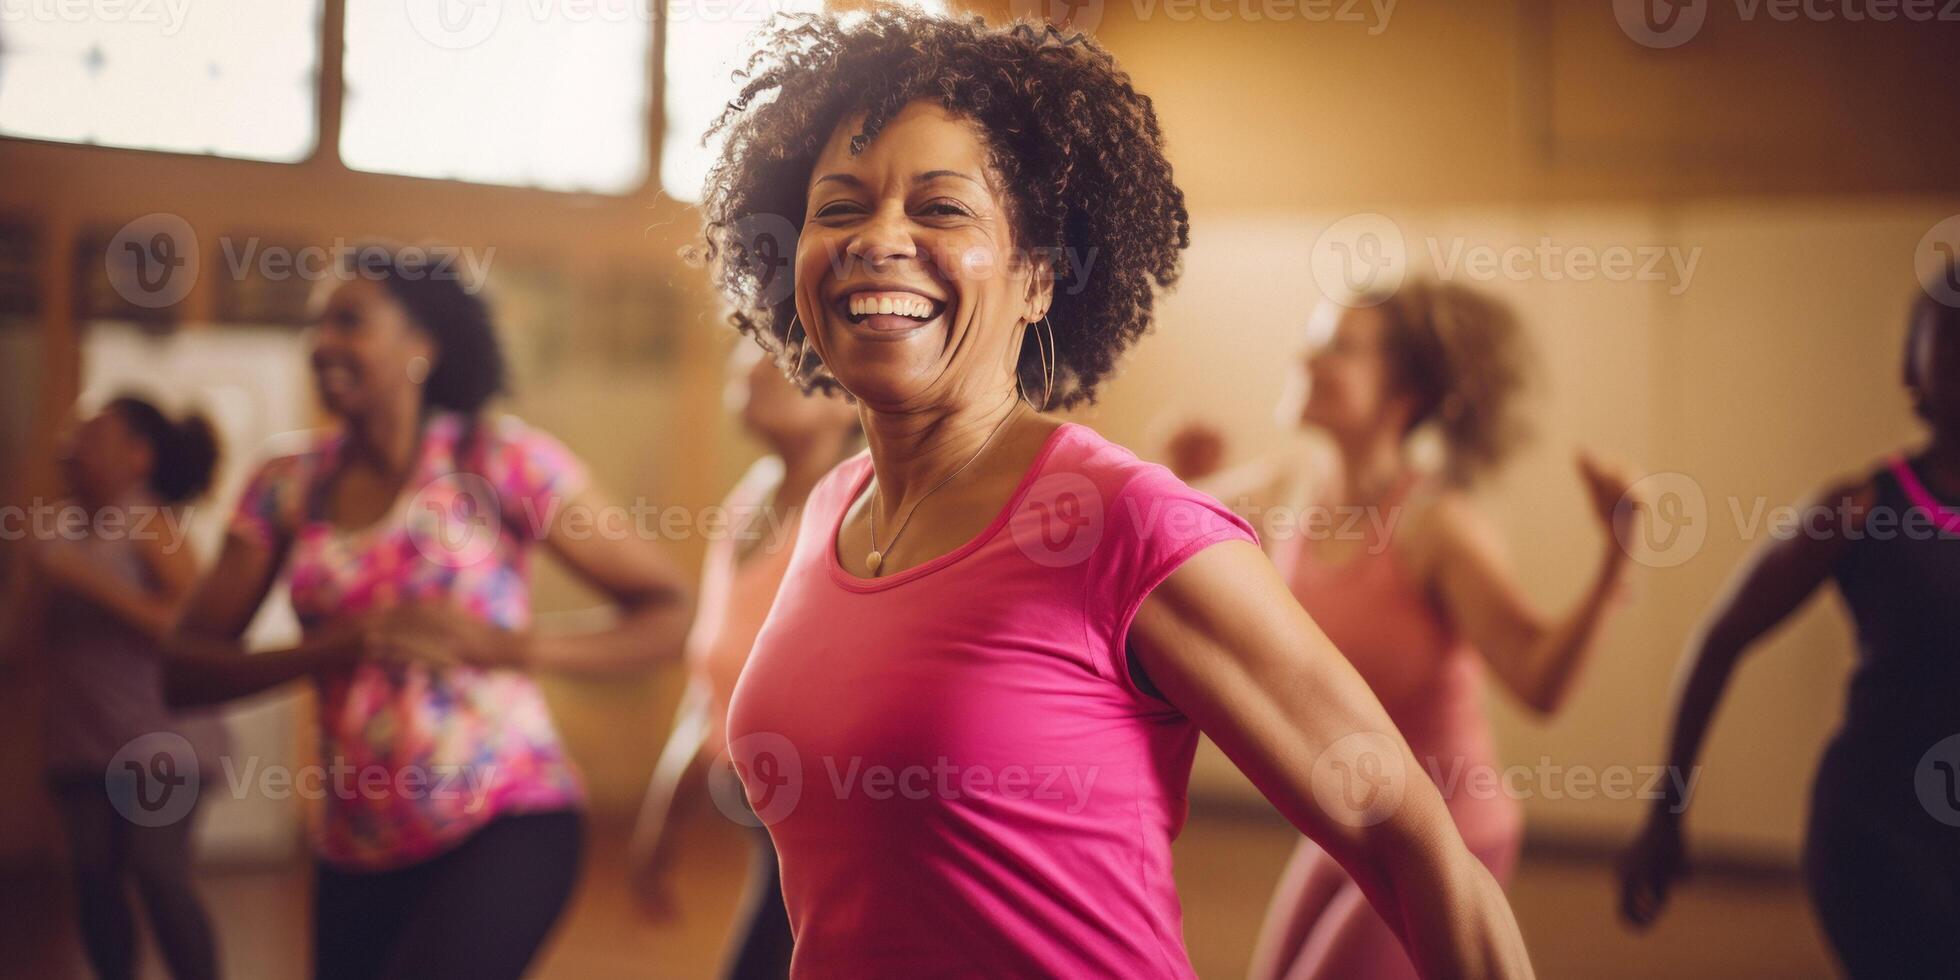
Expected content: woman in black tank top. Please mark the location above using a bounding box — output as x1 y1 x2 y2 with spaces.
1619 267 1960 977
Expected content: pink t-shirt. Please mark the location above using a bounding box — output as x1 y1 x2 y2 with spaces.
726 422 1257 978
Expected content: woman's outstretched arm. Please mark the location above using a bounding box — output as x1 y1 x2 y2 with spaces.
166 530 366 707
1131 540 1534 980
1618 476 1869 927
1414 451 1639 716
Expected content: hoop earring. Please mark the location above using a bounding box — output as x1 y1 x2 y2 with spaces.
789 315 815 379
1019 316 1058 411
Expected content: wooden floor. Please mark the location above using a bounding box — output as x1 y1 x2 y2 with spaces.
1 807 1835 979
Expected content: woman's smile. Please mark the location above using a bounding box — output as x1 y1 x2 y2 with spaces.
829 284 949 340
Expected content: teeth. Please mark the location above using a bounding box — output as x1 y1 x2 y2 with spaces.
848 293 935 320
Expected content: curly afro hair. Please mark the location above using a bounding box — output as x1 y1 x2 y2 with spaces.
697 6 1190 409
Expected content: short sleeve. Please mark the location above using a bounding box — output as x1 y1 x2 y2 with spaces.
226 452 308 551
488 415 591 541
1086 463 1259 689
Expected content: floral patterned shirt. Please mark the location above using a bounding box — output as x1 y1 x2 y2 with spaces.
229 411 586 870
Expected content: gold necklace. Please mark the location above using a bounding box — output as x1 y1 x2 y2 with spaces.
866 402 1021 575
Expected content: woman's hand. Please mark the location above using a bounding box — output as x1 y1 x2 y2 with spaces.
362 601 532 670
1618 811 1688 928
1159 418 1227 482
628 832 685 923
1576 449 1642 547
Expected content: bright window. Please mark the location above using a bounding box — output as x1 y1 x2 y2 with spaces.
340 0 652 194
0 0 318 161
659 0 947 203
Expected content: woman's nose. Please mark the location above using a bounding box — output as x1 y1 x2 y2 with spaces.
846 204 919 269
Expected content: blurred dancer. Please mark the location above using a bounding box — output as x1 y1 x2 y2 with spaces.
164 245 693 980
627 343 858 978
1170 280 1637 980
1620 271 1960 977
0 396 225 980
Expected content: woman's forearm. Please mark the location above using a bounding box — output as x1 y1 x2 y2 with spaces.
1517 544 1632 714
1647 631 1745 822
164 630 357 708
45 559 180 642
1344 819 1534 980
631 700 714 864
525 590 693 675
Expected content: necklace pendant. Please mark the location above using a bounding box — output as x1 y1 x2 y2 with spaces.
866 550 883 575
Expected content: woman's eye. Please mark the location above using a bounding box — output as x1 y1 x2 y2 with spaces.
813 202 862 219
919 202 970 217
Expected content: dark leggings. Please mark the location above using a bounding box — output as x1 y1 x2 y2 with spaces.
312 810 584 980
47 773 219 980
722 823 794 979
1804 735 1960 978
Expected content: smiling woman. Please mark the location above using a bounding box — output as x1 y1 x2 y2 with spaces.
701 12 1186 410
700 7 1535 979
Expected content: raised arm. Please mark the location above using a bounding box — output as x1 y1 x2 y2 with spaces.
1618 476 1868 927
1130 539 1534 980
1420 452 1637 716
525 484 694 673
30 524 199 643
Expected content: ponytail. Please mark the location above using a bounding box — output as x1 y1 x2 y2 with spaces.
109 396 222 504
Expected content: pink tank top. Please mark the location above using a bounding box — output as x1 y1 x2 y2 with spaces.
726 422 1258 978
1273 475 1520 848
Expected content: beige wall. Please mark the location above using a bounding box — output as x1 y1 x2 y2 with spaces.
1081 198 1955 857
